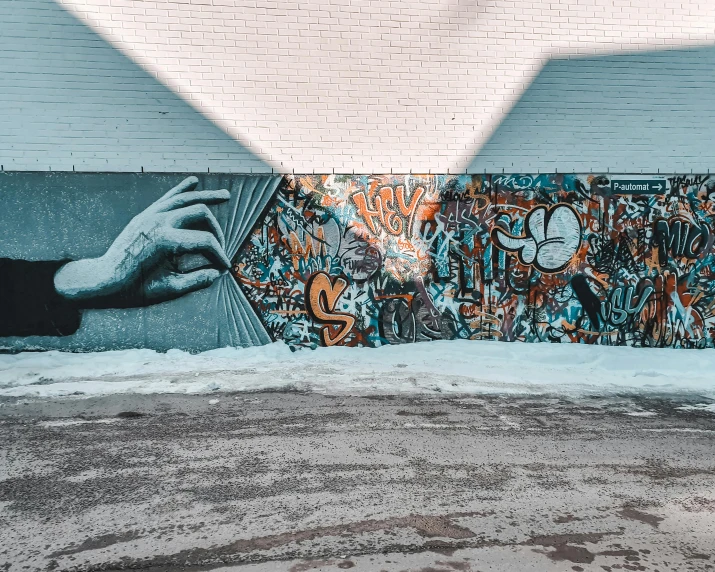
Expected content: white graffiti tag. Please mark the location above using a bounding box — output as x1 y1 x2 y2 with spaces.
491 204 582 273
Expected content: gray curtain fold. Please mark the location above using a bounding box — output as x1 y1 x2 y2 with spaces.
209 174 281 348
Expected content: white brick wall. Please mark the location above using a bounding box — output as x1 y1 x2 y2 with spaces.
2 0 715 173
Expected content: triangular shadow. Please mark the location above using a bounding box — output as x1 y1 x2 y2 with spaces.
466 44 715 174
0 0 271 172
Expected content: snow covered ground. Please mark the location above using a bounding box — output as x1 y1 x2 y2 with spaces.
1 340 714 400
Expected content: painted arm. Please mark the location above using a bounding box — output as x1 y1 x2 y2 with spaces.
0 258 82 337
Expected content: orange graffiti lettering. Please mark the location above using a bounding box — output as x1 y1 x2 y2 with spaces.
377 186 402 234
305 272 356 346
288 227 327 269
351 185 424 236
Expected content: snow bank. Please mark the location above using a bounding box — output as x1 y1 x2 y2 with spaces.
0 341 713 399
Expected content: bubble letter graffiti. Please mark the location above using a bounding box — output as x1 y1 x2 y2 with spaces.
492 204 582 273
305 271 356 346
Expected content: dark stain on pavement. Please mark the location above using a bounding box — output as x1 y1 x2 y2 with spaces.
403 560 477 572
617 506 664 528
554 514 582 523
288 559 336 571
396 410 448 418
619 459 715 481
599 549 641 558
685 552 711 560
115 411 147 419
423 540 459 556
544 544 595 564
525 532 622 564
49 530 142 558
433 561 471 570
90 512 485 569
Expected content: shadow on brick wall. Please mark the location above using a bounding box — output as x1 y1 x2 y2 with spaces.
0 0 270 172
467 45 715 174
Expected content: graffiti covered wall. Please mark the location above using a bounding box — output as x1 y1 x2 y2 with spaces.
2 172 715 352
235 174 715 350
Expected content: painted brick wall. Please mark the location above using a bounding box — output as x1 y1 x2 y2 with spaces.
2 0 715 173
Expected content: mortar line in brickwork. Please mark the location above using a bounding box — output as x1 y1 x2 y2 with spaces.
1 170 712 175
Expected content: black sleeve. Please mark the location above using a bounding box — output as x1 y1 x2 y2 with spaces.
0 258 82 337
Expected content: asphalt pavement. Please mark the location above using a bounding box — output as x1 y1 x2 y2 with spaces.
1 391 714 572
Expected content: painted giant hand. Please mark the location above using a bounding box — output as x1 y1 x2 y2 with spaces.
54 177 231 306
0 177 232 339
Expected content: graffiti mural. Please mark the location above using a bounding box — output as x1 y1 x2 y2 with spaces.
3 171 715 352
235 174 715 350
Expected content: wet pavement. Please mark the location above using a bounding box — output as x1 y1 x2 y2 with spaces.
1 391 714 571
